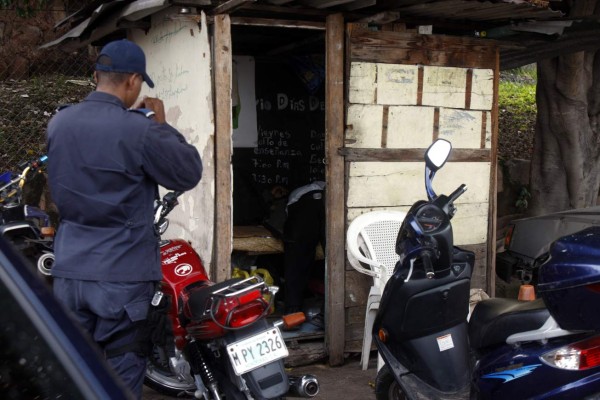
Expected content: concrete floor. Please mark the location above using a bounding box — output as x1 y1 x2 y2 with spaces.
142 355 378 399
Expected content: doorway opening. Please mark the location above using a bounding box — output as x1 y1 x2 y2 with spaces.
230 24 327 353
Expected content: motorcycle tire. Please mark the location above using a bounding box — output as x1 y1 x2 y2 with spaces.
144 345 196 397
375 366 408 400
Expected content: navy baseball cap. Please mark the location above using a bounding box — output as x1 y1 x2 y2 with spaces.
95 39 155 88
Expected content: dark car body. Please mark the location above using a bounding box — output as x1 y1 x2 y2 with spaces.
496 206 600 283
0 237 133 399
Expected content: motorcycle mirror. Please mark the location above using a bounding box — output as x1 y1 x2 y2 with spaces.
425 139 452 172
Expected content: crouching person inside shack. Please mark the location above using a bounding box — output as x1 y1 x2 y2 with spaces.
46 39 203 398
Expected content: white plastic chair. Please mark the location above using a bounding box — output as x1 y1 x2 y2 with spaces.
346 210 407 370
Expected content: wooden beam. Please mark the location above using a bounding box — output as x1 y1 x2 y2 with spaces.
487 49 500 297
325 12 345 367
357 11 401 25
341 0 376 11
230 16 326 30
302 0 355 9
213 14 233 283
338 148 492 162
349 29 497 69
210 0 255 15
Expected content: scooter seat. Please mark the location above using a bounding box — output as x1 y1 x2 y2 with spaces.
468 297 550 349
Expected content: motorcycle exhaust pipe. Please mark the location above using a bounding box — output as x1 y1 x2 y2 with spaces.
287 374 319 398
37 252 55 276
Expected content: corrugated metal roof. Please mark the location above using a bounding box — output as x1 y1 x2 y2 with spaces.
390 0 561 22
42 0 566 63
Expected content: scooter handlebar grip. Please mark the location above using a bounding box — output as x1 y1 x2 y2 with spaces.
449 184 467 203
422 251 435 279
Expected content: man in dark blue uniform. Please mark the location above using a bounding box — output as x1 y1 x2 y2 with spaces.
46 39 203 398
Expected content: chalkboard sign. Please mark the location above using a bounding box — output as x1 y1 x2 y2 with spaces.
232 58 325 225
233 59 325 197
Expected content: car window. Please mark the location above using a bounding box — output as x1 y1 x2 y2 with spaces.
0 275 86 399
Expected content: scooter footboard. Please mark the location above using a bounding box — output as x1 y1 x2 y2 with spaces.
376 322 471 394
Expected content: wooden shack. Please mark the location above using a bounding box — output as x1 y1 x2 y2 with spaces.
44 0 562 365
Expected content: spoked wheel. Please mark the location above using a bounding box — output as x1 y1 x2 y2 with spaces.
144 345 196 397
375 366 408 400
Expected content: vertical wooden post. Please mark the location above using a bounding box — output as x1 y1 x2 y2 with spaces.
325 12 345 366
213 14 233 283
487 48 500 297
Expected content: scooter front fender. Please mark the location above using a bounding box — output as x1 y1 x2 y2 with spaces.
375 330 471 400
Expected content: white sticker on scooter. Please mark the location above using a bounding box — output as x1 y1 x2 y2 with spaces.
437 334 454 352
174 263 193 276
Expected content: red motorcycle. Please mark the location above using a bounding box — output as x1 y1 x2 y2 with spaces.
144 191 319 399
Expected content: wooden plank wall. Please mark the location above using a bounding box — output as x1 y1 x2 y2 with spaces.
343 26 499 353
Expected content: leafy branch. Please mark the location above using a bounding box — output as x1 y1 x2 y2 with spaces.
0 0 49 17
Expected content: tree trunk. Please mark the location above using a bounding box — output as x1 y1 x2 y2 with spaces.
529 0 600 216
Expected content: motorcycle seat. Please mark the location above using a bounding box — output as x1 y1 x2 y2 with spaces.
184 278 243 320
468 297 550 349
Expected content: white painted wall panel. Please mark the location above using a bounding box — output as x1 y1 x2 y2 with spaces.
132 10 215 268
346 104 383 147
347 203 487 246
387 106 434 148
470 69 494 111
438 109 482 148
349 62 376 104
348 162 489 207
376 64 418 105
422 66 467 109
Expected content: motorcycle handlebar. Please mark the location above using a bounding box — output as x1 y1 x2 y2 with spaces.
421 251 435 279
448 184 467 203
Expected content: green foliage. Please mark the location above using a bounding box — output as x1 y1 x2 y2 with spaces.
0 75 92 172
0 0 49 17
497 68 537 161
499 81 536 117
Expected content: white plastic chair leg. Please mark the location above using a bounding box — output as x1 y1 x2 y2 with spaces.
360 305 378 370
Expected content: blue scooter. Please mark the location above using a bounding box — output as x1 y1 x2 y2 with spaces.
373 139 600 399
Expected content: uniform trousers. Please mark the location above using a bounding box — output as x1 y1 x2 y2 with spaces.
53 278 155 399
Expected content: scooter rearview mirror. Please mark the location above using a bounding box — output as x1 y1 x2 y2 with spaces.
425 139 452 172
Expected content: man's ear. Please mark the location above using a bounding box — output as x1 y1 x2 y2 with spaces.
126 73 138 88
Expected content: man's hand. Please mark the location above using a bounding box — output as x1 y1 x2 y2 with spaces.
132 96 167 123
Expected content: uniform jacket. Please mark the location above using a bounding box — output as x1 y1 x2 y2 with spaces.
47 91 203 282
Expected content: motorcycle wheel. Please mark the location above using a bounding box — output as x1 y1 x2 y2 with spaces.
144 345 196 397
375 366 408 400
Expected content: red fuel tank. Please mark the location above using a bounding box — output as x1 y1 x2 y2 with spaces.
159 239 210 347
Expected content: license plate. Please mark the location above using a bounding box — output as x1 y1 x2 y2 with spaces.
226 328 288 375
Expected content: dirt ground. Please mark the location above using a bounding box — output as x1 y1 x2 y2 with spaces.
142 355 378 399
